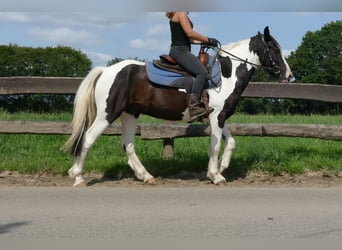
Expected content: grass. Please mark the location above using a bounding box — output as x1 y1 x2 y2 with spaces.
0 111 341 178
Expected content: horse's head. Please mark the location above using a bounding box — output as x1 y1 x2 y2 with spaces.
254 26 293 83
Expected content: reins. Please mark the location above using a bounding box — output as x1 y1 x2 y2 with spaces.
205 45 276 72
216 47 262 68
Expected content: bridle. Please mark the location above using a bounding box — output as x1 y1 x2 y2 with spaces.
204 42 281 76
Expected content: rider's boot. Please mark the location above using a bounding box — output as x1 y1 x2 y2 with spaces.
200 92 214 118
187 94 207 122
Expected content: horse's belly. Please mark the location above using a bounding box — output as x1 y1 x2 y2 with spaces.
137 88 188 121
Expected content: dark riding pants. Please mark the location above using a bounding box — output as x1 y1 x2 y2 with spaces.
169 46 207 97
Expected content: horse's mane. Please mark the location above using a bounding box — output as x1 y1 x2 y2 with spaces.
220 33 282 56
219 38 250 54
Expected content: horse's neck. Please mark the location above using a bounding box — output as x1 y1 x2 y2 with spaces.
215 38 259 97
221 38 260 66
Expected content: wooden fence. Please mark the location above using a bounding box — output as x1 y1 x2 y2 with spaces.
1 77 342 102
1 77 342 157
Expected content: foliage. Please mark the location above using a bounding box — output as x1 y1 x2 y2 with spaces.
107 57 125 66
287 20 342 85
0 44 91 77
106 56 145 66
283 21 342 115
0 45 92 113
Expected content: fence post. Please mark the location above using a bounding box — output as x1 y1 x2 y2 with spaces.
163 138 174 159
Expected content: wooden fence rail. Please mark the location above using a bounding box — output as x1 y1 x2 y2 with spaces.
1 77 341 157
1 77 342 102
1 121 341 141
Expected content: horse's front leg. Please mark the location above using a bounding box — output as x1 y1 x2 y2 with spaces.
207 120 226 185
219 124 235 174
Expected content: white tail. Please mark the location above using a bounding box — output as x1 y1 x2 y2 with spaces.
61 66 104 155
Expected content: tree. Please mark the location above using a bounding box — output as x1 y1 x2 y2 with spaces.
0 45 92 112
287 20 342 85
107 57 124 66
0 45 91 77
286 21 342 114
107 57 145 66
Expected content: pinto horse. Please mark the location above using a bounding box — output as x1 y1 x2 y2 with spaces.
62 26 292 187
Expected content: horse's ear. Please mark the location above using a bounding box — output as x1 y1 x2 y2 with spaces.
263 26 271 42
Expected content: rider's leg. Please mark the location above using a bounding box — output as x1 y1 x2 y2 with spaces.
170 46 209 122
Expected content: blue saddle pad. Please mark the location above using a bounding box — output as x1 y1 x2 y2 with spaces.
146 56 221 89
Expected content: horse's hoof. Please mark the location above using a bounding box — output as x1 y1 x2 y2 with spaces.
145 178 156 185
207 174 227 186
74 181 87 187
216 180 227 187
73 176 86 187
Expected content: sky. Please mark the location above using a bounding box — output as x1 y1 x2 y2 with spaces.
0 1 341 66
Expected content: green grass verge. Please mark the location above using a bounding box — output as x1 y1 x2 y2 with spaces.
1 111 341 178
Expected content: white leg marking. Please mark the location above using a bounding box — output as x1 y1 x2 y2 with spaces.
120 112 154 183
219 124 235 174
126 143 154 182
207 116 226 184
69 118 109 187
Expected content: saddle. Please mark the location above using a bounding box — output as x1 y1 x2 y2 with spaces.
152 47 212 77
153 55 188 75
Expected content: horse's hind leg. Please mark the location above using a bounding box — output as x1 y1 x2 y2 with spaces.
219 124 235 174
69 118 110 187
120 112 155 184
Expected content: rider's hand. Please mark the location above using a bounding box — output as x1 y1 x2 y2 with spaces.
207 37 220 47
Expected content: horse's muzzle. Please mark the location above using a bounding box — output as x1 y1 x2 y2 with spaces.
280 74 294 83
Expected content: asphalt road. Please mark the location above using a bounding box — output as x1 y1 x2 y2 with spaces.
1 186 342 238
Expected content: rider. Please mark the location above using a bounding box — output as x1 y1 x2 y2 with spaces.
166 12 220 122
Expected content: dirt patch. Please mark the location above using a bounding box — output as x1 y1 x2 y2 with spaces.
1 170 342 187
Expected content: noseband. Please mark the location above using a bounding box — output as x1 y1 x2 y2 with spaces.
260 43 281 75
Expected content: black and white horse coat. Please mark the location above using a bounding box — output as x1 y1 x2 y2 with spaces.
62 27 292 186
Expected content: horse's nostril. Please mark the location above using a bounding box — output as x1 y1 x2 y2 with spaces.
288 74 295 83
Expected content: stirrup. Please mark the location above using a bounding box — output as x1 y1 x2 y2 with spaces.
188 109 207 123
203 107 214 118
